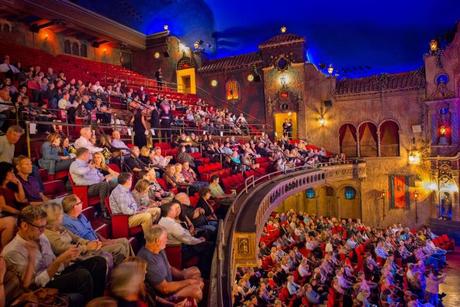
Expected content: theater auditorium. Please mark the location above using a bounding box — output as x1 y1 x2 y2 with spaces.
0 0 459 306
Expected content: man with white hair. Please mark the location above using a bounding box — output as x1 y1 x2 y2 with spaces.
74 127 102 154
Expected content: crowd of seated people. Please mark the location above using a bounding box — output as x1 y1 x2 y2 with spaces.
234 211 451 307
0 50 366 307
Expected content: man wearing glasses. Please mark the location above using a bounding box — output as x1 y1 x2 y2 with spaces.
1 205 107 306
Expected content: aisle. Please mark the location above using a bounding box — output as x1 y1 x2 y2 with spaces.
440 247 460 307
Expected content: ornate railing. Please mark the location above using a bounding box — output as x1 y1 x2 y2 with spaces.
208 161 366 306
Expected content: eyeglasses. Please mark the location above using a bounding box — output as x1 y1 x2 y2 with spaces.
73 201 83 207
27 221 46 231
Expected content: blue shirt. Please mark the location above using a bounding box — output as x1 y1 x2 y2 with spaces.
137 247 172 287
63 214 98 241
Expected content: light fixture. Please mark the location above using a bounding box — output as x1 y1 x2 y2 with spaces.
287 112 292 117
247 74 254 82
414 191 419 200
430 39 438 53
408 150 421 165
318 117 326 127
193 41 200 49
163 24 169 31
327 64 334 75
211 79 218 87
280 76 287 87
154 52 160 59
44 33 49 40
379 191 386 199
102 48 107 53
280 26 287 33
439 125 447 136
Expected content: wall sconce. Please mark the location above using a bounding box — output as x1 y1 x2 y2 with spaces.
378 190 386 199
280 76 287 87
414 191 419 200
430 39 438 53
210 79 218 87
439 125 447 136
318 117 326 127
327 64 334 75
102 48 107 54
247 74 254 82
408 150 421 165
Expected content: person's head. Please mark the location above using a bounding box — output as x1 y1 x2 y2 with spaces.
15 155 33 175
144 224 168 251
131 146 140 157
180 145 186 153
118 172 132 187
0 162 14 185
182 161 190 170
140 146 150 157
110 261 146 300
144 168 156 181
42 202 64 227
199 187 212 200
174 163 182 173
61 193 84 216
18 205 47 241
76 147 90 162
161 201 181 218
6 125 24 144
112 130 121 140
47 133 61 147
211 174 220 184
134 179 150 194
93 152 106 167
80 127 92 139
154 146 162 155
174 192 190 206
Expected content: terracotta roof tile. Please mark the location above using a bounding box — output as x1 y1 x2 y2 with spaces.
198 52 262 73
335 70 425 95
259 33 305 48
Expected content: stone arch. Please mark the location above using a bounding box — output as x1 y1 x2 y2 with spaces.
358 121 378 157
339 123 357 157
379 120 400 156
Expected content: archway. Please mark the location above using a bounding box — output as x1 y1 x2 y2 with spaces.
339 124 357 157
379 120 400 156
358 122 378 157
337 185 362 220
176 56 196 94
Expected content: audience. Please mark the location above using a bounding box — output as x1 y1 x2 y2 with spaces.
109 172 161 233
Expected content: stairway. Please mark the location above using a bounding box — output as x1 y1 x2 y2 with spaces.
429 218 460 245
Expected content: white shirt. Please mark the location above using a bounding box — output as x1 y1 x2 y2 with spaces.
74 136 103 154
158 217 203 246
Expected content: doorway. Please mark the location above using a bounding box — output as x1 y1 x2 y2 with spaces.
274 112 297 139
176 68 196 94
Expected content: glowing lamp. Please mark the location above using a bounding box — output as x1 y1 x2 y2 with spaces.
439 125 447 136
327 64 334 75
424 182 437 191
193 41 200 49
280 26 287 33
247 74 254 82
154 52 160 59
318 117 326 127
102 48 107 54
44 33 49 40
413 191 419 200
429 39 438 52
280 76 287 87
211 79 218 87
408 151 421 165
163 24 169 31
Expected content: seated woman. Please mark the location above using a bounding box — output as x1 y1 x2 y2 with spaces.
197 187 219 221
230 150 246 172
92 152 119 183
38 133 73 175
41 202 112 278
0 162 27 215
132 179 159 208
241 152 260 170
142 168 174 204
139 146 152 166
97 134 113 161
164 164 181 190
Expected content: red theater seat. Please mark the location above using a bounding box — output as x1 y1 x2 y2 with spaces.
104 198 142 239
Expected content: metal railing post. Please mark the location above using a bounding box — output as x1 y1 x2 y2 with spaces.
26 121 31 158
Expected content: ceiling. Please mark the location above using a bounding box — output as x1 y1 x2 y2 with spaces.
71 0 460 77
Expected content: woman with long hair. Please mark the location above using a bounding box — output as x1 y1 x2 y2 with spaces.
38 133 72 175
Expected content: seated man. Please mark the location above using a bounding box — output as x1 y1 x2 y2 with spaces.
124 146 146 173
158 201 213 277
74 127 103 154
109 172 161 233
110 130 130 154
69 147 116 219
137 225 204 302
62 194 133 264
15 156 51 205
1 205 107 305
208 175 235 207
